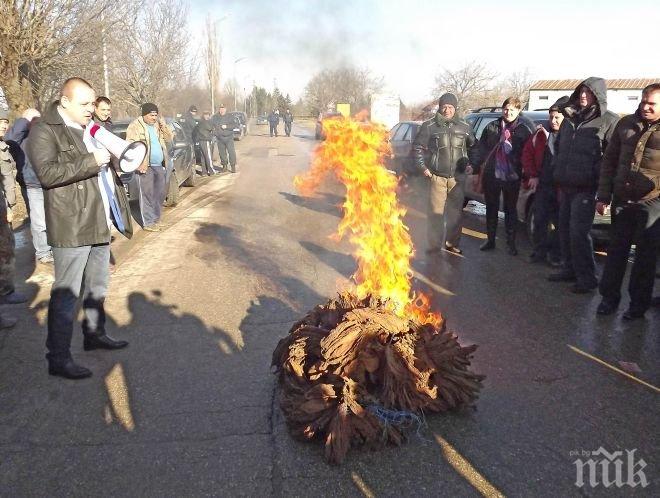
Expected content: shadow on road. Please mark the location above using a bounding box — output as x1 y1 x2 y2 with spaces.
279 191 343 218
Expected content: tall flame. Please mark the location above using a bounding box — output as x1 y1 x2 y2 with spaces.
295 113 440 326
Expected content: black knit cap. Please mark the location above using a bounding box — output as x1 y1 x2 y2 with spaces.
550 96 570 112
438 93 458 109
141 102 159 116
189 105 198 112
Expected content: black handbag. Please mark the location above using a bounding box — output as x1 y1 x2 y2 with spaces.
616 123 657 201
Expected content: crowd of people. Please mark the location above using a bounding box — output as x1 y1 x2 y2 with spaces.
412 78 660 320
0 76 300 379
0 74 657 379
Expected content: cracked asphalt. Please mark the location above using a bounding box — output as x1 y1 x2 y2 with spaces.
0 121 657 497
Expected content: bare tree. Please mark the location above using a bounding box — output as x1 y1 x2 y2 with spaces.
0 0 138 111
203 16 222 112
304 66 383 115
502 68 535 105
110 0 193 111
433 61 497 110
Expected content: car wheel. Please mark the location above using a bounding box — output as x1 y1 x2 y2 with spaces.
182 166 197 187
163 172 179 207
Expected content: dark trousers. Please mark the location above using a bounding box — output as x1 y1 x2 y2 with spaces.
483 176 520 241
558 190 597 287
284 122 292 136
140 165 166 226
270 123 278 137
532 186 560 260
199 140 215 175
217 137 236 172
47 244 110 365
599 205 660 312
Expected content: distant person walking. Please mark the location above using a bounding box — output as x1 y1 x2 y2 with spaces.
596 82 660 319
212 104 237 173
126 103 174 232
283 109 293 137
413 93 477 254
268 109 280 137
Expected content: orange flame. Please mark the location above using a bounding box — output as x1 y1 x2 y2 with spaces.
295 113 441 326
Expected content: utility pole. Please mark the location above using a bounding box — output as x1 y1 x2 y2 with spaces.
102 28 110 97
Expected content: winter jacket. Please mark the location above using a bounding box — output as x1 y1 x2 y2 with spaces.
3 117 42 189
475 114 535 180
125 117 173 170
25 101 132 247
0 140 17 208
193 118 215 142
92 114 113 131
413 114 477 178
553 77 620 191
597 111 660 203
268 112 280 125
521 127 548 181
212 113 237 139
283 112 294 124
180 111 197 141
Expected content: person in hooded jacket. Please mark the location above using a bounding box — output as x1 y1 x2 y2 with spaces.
475 97 535 255
413 93 477 254
548 77 619 293
522 96 570 266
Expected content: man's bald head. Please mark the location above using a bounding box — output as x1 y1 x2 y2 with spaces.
60 77 93 98
59 77 96 126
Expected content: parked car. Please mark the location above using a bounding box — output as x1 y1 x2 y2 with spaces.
228 111 248 140
386 121 422 176
111 118 197 211
315 111 342 140
462 109 610 242
256 114 268 125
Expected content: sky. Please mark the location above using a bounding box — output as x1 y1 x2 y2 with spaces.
189 0 660 105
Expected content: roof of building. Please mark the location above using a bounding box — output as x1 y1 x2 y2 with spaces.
530 79 660 91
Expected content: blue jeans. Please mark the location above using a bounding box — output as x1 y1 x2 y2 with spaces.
27 187 52 259
140 166 166 226
47 244 110 365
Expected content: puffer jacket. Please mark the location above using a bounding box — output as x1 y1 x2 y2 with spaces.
553 77 620 191
597 111 660 203
25 101 132 247
413 114 477 177
125 117 173 170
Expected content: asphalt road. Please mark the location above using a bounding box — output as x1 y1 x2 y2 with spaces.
0 121 657 497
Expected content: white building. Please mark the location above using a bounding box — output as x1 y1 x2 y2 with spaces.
528 79 659 115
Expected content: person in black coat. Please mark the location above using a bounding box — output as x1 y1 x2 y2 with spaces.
211 104 237 173
193 111 216 176
268 109 280 137
475 97 535 255
548 77 619 293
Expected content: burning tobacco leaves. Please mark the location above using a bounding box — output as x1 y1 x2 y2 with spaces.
272 114 484 463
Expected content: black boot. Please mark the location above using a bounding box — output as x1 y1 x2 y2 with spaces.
83 334 129 351
506 229 518 256
480 216 497 251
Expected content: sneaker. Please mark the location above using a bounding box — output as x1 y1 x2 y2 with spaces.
444 243 463 255
143 225 161 232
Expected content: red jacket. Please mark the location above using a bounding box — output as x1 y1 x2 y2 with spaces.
521 127 548 185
